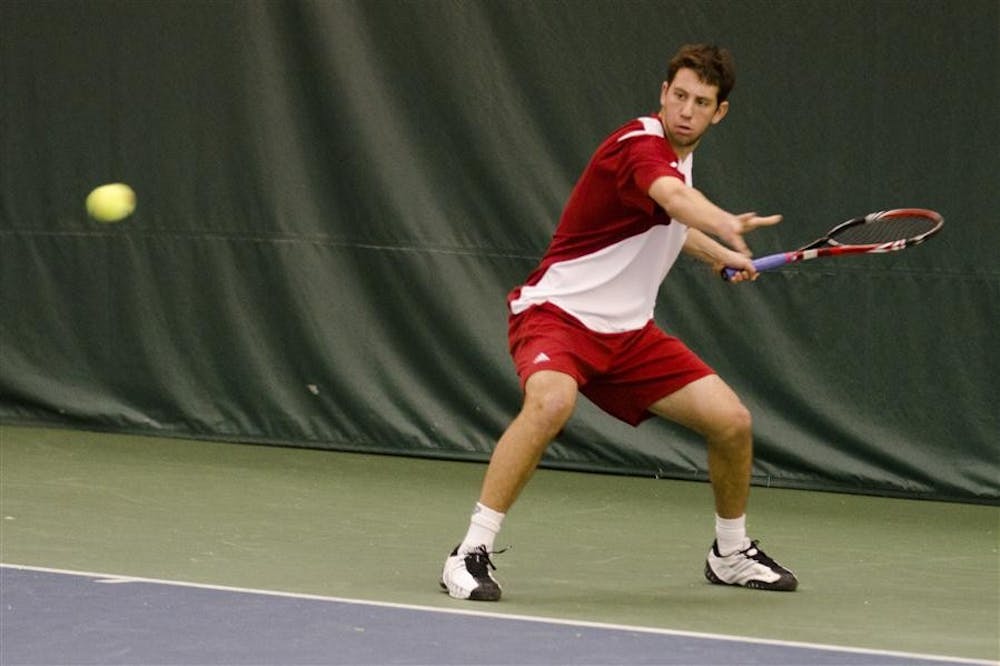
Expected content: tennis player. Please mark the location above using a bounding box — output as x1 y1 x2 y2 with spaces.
441 44 797 601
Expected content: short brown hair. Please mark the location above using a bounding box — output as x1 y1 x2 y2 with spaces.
667 44 735 103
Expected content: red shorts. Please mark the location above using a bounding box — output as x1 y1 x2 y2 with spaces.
508 303 715 426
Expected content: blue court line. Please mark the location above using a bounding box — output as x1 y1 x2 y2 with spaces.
1 564 993 666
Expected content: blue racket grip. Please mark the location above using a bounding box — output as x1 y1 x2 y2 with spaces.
720 252 790 281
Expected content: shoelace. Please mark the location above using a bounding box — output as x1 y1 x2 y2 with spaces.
741 540 781 568
465 545 509 575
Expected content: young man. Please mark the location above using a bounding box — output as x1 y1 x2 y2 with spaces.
441 44 797 601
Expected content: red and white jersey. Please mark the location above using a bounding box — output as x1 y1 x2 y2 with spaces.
509 116 692 333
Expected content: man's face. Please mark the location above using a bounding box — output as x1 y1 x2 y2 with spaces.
659 68 729 154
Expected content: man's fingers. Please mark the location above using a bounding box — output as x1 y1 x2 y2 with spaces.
737 212 783 231
727 234 750 255
751 213 783 228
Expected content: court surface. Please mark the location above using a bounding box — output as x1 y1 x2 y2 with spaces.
2 564 987 665
1 425 997 664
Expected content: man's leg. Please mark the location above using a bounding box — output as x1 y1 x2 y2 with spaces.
647 374 751 518
441 370 578 601
648 374 797 591
479 370 579 512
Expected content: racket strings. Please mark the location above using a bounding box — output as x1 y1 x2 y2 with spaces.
831 215 939 246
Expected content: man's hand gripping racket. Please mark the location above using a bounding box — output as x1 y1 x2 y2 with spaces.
721 208 944 281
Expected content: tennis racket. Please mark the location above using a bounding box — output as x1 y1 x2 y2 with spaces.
721 208 943 280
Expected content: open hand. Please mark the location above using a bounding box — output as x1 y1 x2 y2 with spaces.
717 212 781 256
736 212 782 233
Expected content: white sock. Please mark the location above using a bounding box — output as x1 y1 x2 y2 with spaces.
458 502 505 554
715 514 749 556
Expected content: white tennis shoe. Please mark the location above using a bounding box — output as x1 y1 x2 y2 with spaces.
440 544 503 601
704 539 798 591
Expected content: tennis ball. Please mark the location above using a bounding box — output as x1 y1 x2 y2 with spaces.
86 183 136 223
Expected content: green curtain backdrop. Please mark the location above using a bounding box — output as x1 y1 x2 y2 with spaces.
2 0 997 502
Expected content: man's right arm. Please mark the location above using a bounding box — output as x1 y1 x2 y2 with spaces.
647 175 750 254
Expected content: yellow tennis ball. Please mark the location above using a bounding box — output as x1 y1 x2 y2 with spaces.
86 183 136 223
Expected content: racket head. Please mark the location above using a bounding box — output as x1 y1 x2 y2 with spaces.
826 208 943 249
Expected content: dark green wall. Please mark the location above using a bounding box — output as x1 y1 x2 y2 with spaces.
2 0 997 502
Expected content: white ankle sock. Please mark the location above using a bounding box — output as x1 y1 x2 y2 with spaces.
715 514 749 556
458 502 505 554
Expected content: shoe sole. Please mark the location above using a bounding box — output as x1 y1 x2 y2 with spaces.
439 580 501 601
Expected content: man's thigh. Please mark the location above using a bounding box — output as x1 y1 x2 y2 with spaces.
646 374 747 436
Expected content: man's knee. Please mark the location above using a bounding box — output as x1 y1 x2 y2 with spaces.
527 389 576 426
729 401 753 433
711 401 753 444
522 371 577 432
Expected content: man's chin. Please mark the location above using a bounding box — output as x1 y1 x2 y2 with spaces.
667 132 701 150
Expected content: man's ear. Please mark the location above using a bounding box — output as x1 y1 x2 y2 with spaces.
711 100 730 125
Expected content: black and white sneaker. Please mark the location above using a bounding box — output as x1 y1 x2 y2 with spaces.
705 539 798 591
440 544 504 601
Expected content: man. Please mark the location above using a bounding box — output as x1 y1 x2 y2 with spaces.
441 44 797 601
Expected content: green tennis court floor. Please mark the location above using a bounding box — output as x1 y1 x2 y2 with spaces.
1 425 997 662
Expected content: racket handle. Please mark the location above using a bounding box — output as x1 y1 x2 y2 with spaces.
720 252 791 281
